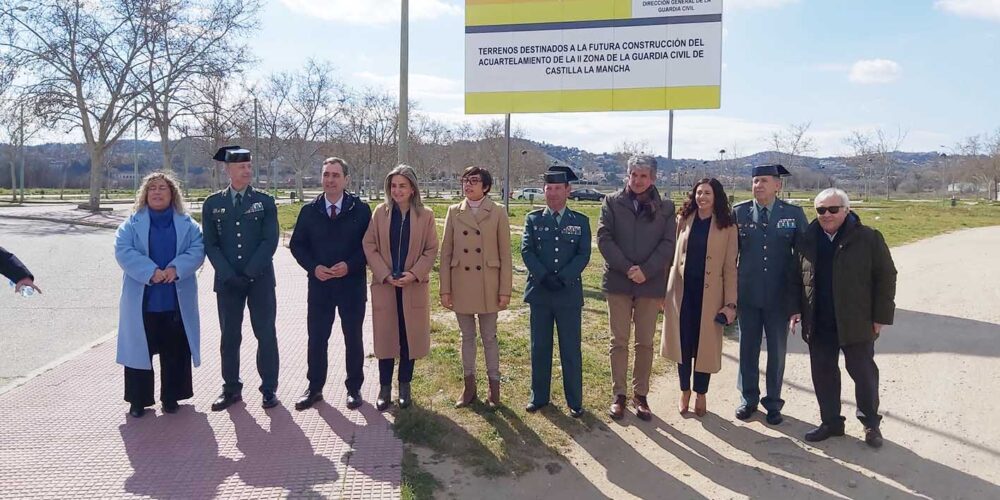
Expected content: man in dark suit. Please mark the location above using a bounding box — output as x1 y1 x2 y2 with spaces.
202 146 280 411
733 164 808 425
1 246 40 294
289 157 372 411
521 165 592 418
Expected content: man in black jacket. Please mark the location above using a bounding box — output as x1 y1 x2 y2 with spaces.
1 246 40 294
788 188 897 448
289 157 372 410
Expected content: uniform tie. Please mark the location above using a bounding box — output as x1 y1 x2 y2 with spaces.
554 211 561 225
235 192 243 210
759 206 769 232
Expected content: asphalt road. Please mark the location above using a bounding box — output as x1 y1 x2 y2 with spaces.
0 218 121 389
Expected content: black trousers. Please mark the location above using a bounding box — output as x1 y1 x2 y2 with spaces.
124 311 193 407
678 292 711 394
809 336 881 428
307 286 366 394
217 281 279 395
378 289 414 386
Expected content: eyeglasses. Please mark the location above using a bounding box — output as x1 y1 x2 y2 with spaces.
815 206 843 215
462 178 482 185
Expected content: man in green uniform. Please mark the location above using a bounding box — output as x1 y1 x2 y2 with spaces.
203 146 280 411
521 165 591 418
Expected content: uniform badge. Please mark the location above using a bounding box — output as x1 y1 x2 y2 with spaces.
776 218 797 229
562 225 582 236
212 207 226 215
244 201 264 215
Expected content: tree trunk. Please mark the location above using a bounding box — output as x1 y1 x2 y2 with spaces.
295 167 304 202
88 147 104 211
9 160 15 202
160 125 172 172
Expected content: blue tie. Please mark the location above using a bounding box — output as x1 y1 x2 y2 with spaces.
759 207 769 232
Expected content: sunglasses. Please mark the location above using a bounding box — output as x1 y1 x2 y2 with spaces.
462 178 482 185
815 206 843 215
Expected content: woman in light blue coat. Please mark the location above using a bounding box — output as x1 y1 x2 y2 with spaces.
115 172 205 418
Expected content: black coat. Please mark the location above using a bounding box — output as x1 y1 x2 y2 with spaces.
289 193 372 299
0 246 33 283
787 213 897 346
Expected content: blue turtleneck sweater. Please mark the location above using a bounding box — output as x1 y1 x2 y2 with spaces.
145 207 178 312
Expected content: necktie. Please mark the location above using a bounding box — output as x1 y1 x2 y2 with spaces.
554 211 561 225
759 207 769 232
329 205 338 219
235 192 243 210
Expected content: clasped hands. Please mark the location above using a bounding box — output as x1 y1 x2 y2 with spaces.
150 267 178 284
627 265 647 284
314 262 349 281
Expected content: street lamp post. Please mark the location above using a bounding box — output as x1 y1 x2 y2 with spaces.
397 0 409 166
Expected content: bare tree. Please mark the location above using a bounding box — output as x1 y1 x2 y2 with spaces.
844 130 875 200
871 126 907 199
139 0 260 172
1 0 159 210
187 74 246 190
276 60 343 200
769 122 816 190
339 87 398 196
0 96 42 200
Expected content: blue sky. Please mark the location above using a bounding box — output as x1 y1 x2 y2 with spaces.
250 0 999 159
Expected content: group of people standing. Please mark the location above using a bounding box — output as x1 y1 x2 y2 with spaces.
111 146 897 449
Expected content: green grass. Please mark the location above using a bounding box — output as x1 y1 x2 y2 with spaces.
400 449 440 500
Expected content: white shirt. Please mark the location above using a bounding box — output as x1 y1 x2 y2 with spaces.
324 193 344 217
824 231 838 242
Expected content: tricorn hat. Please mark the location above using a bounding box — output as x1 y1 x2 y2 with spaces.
751 164 791 177
543 165 579 184
213 146 251 163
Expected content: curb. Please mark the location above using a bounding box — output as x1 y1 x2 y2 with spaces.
0 214 121 230
0 329 118 396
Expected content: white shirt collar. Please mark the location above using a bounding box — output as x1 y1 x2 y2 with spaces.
825 231 838 242
324 193 344 213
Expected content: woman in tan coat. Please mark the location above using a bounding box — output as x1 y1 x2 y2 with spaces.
661 178 738 417
363 165 439 411
440 166 513 409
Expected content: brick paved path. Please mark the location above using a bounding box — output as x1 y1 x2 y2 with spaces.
0 248 401 498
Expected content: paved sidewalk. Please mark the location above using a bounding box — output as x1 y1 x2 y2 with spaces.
0 203 129 229
0 236 402 498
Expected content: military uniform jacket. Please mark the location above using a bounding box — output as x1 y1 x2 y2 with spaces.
733 198 808 311
521 207 591 307
202 186 279 292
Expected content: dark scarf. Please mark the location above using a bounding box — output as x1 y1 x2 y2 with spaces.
626 184 660 220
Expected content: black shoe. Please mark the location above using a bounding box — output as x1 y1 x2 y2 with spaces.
525 401 548 413
376 385 392 412
766 410 784 425
735 404 758 421
211 392 242 412
162 400 179 414
398 382 412 409
261 392 280 409
804 423 845 442
569 407 585 419
294 390 323 411
128 404 146 418
346 391 363 410
864 427 884 448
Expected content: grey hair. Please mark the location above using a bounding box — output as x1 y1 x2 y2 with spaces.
383 164 425 214
627 154 657 175
815 188 851 208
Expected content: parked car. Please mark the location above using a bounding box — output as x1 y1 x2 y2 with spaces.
569 188 605 201
514 187 543 200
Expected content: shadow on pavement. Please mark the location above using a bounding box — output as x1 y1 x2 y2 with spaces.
119 406 234 498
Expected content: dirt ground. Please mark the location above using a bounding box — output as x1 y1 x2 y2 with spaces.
420 225 1000 499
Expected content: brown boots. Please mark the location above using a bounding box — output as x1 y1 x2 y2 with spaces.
455 375 502 410
455 375 477 408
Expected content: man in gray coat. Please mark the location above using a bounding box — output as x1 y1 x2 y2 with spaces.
598 155 677 421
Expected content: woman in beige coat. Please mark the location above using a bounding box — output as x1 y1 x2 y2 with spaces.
440 166 513 409
363 165 439 411
661 178 738 417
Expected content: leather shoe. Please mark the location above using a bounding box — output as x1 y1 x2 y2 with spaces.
398 382 412 409
162 400 179 414
376 385 392 412
128 404 145 418
804 423 845 442
294 390 323 411
346 391 363 410
735 404 758 421
569 407 585 419
632 395 652 421
211 392 242 412
608 395 626 420
864 427 884 448
525 401 548 413
261 392 280 409
765 410 784 425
